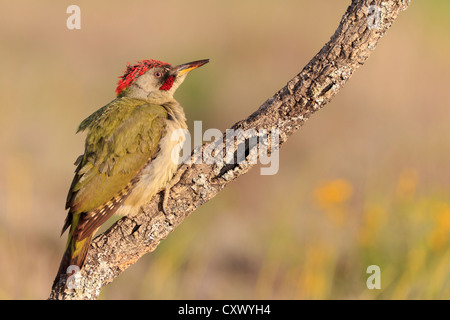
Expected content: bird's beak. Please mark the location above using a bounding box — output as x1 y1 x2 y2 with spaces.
173 59 209 76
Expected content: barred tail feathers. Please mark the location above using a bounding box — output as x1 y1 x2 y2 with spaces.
53 214 93 288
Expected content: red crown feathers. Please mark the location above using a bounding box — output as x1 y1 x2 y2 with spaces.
116 59 171 96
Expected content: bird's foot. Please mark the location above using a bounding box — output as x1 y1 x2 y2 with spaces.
162 164 188 214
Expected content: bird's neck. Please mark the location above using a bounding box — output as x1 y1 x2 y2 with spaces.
121 90 187 128
162 100 187 129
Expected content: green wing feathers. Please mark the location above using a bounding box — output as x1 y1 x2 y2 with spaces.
56 98 168 282
66 98 167 216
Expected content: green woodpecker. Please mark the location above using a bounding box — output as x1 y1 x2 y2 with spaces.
55 58 209 284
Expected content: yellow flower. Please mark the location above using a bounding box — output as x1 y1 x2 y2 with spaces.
314 179 353 208
314 179 353 226
428 203 450 251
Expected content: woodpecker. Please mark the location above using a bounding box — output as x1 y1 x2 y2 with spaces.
55 58 209 284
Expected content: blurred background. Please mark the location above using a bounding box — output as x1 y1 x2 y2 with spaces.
0 0 449 299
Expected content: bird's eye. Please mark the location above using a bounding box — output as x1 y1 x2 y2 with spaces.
154 72 162 78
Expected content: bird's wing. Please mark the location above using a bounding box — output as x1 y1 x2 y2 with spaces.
63 98 168 240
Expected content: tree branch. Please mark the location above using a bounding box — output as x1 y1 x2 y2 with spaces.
49 0 411 300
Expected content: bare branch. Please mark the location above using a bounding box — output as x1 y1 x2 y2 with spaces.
49 0 411 300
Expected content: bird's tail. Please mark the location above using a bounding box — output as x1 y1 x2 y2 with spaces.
53 219 93 288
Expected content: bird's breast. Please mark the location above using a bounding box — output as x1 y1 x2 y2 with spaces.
116 118 187 217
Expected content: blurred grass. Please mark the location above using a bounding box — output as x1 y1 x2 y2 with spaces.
0 1 449 299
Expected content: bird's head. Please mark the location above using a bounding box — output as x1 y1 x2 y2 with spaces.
115 58 209 103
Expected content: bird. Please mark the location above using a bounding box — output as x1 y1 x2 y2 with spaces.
54 58 209 286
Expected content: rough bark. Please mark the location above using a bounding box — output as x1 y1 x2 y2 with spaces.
49 0 411 300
